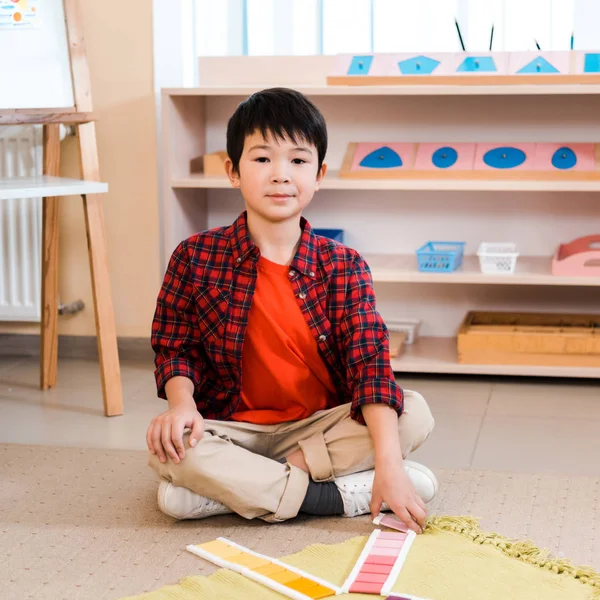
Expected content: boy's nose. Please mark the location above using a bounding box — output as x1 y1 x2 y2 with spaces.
271 169 291 184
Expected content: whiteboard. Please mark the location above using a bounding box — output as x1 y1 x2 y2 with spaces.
0 0 74 109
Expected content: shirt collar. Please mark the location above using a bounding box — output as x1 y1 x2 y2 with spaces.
229 211 318 279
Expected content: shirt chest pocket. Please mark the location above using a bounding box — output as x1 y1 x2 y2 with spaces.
193 285 230 343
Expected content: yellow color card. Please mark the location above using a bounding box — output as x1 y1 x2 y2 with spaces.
252 563 286 577
228 554 271 569
187 538 340 599
305 584 339 599
286 577 322 593
270 569 302 584
196 540 242 560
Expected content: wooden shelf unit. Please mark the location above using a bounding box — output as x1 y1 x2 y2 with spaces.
390 336 600 378
160 57 600 380
171 171 600 192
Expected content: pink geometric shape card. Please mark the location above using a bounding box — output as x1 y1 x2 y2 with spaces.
350 142 416 172
474 143 536 171
533 143 595 171
414 143 476 170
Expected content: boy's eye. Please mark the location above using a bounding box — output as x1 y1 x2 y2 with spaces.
255 157 269 163
292 158 306 164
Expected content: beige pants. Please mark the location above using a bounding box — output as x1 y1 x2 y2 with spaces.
148 390 434 522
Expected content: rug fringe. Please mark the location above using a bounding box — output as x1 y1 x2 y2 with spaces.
426 515 600 599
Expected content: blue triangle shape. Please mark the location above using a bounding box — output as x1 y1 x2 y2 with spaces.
518 56 559 73
359 146 402 169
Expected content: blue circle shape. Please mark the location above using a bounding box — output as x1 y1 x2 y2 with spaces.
483 147 527 169
551 147 577 170
432 146 458 169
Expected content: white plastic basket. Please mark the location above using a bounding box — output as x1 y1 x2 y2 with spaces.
476 242 519 274
384 318 421 344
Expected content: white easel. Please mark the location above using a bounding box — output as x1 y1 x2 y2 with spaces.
0 0 123 416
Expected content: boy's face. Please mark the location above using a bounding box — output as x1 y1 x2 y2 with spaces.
225 130 326 225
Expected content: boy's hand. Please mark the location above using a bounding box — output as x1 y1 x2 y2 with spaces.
146 405 204 464
370 459 427 534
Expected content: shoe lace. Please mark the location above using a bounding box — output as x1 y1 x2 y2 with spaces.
199 496 226 512
346 481 371 514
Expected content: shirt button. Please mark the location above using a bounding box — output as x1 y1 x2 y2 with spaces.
298 292 307 300
288 270 295 278
235 257 242 264
309 271 315 277
318 334 327 342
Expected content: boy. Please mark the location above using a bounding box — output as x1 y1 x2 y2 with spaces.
147 88 436 530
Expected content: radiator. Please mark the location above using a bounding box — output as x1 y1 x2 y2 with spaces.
0 125 43 322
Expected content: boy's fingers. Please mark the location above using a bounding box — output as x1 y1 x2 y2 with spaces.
189 416 204 447
416 495 427 513
171 421 185 459
146 422 155 454
394 506 422 534
370 491 383 518
151 424 166 463
409 501 427 529
161 423 179 463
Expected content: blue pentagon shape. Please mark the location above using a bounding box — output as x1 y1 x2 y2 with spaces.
398 55 440 75
457 56 497 72
518 56 559 73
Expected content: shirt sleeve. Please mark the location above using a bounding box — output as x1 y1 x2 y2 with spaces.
151 241 206 400
339 254 404 423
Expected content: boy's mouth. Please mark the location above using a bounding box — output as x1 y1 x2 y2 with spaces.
267 194 295 200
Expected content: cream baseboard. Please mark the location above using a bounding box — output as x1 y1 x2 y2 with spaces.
0 334 153 362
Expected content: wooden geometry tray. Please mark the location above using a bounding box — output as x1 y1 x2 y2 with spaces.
457 311 600 367
340 142 600 181
327 51 600 86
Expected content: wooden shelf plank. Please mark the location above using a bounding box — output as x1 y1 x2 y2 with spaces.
0 176 108 200
366 254 600 286
392 337 600 378
164 84 600 97
171 171 600 192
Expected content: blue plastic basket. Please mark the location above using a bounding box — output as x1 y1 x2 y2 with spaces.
314 228 344 242
416 241 466 273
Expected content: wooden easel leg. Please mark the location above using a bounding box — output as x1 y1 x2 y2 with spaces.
77 122 123 417
40 124 61 390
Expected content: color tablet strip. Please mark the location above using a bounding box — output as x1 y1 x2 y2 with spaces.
341 529 417 595
380 530 417 596
186 537 341 600
340 529 381 593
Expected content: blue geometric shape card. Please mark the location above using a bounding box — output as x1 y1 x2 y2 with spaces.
457 56 497 73
518 56 559 73
397 55 440 75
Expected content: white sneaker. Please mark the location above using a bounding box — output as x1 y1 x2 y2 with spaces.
157 480 232 520
334 461 438 518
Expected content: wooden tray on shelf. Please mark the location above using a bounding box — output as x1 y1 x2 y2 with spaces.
457 311 600 367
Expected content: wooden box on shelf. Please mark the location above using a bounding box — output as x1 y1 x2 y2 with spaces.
389 331 407 359
457 311 600 367
190 151 228 176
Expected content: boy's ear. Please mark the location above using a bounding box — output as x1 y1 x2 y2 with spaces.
224 157 241 188
315 163 327 191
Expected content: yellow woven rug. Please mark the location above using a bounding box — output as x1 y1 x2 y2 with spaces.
121 516 600 600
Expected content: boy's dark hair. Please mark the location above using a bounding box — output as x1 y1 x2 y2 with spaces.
226 87 327 174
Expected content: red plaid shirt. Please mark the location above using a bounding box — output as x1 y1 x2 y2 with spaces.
151 212 403 423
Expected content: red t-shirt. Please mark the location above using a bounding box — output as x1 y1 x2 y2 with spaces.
231 256 336 424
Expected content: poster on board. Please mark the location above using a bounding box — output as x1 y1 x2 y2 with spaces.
0 0 40 29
